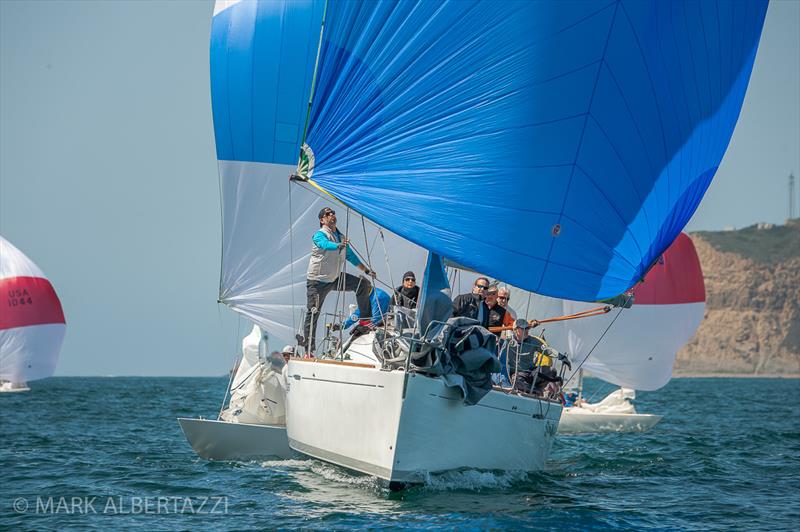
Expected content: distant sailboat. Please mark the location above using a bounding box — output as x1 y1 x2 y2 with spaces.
0 237 65 392
554 233 707 433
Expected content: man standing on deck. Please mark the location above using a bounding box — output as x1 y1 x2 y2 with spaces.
300 207 375 354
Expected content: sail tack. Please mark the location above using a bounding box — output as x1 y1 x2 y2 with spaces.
546 233 706 391
0 237 65 383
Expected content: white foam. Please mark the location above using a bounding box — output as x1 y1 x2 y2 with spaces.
422 469 531 491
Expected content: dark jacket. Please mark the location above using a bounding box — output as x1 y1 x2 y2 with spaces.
452 293 483 324
501 336 546 376
485 303 506 329
393 285 419 309
452 293 506 329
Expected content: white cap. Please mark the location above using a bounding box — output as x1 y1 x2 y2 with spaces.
281 345 295 354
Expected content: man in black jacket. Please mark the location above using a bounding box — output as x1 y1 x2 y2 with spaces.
393 271 420 309
452 277 491 325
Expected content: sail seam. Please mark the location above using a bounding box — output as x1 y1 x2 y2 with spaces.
535 0 621 295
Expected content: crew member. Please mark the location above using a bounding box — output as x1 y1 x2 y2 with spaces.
452 277 490 324
500 319 544 382
393 271 419 309
300 207 375 354
343 287 392 329
483 286 507 329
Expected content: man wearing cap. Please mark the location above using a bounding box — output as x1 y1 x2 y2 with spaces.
501 319 563 395
280 345 295 363
393 271 419 309
499 318 544 383
301 207 375 354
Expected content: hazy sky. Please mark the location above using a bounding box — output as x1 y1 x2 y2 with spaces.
1 1 798 376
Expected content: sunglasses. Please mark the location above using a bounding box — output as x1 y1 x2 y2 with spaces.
497 296 509 301
404 277 415 282
475 285 489 290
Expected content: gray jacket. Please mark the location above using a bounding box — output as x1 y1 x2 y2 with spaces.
307 225 360 282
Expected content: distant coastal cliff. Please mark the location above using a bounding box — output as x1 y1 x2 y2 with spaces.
675 220 800 376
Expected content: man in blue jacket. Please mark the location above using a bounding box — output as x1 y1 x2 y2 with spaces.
300 207 375 354
342 287 391 329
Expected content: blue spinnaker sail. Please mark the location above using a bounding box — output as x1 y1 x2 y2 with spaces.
211 0 769 302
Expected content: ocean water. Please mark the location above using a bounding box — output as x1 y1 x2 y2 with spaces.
1 377 798 530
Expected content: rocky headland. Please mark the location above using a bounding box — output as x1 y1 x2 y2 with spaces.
674 219 800 376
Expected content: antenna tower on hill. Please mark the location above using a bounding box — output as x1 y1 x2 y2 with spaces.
790 173 796 220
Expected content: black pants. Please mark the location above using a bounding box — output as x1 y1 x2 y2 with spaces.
302 273 371 352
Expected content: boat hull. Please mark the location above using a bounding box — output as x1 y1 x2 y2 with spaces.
285 359 561 483
177 418 292 461
557 409 662 434
0 381 30 393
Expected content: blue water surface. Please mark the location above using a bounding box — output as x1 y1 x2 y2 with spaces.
1 377 798 530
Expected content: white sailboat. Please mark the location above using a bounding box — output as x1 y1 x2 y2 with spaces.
553 233 707 434
179 325 292 461
0 236 65 392
195 0 767 483
557 373 662 434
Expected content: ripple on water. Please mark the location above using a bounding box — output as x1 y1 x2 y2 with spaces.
1 377 798 530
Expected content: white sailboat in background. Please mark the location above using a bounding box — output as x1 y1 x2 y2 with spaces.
180 0 767 485
0 236 66 393
179 324 293 460
553 233 707 434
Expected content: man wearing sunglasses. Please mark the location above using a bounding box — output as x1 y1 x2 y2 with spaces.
392 270 419 309
452 276 491 326
301 207 376 354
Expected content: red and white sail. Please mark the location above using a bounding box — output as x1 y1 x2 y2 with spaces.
549 233 706 391
0 236 65 383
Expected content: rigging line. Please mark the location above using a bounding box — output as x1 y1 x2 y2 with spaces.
289 183 296 334
524 291 532 321
219 314 243 419
361 215 373 270
344 240 411 301
335 206 352 358
585 379 610 404
299 0 328 146
378 230 396 293
562 294 633 390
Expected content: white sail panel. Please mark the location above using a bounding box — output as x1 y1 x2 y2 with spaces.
0 236 65 383
218 161 428 346
559 301 705 391
0 323 64 382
